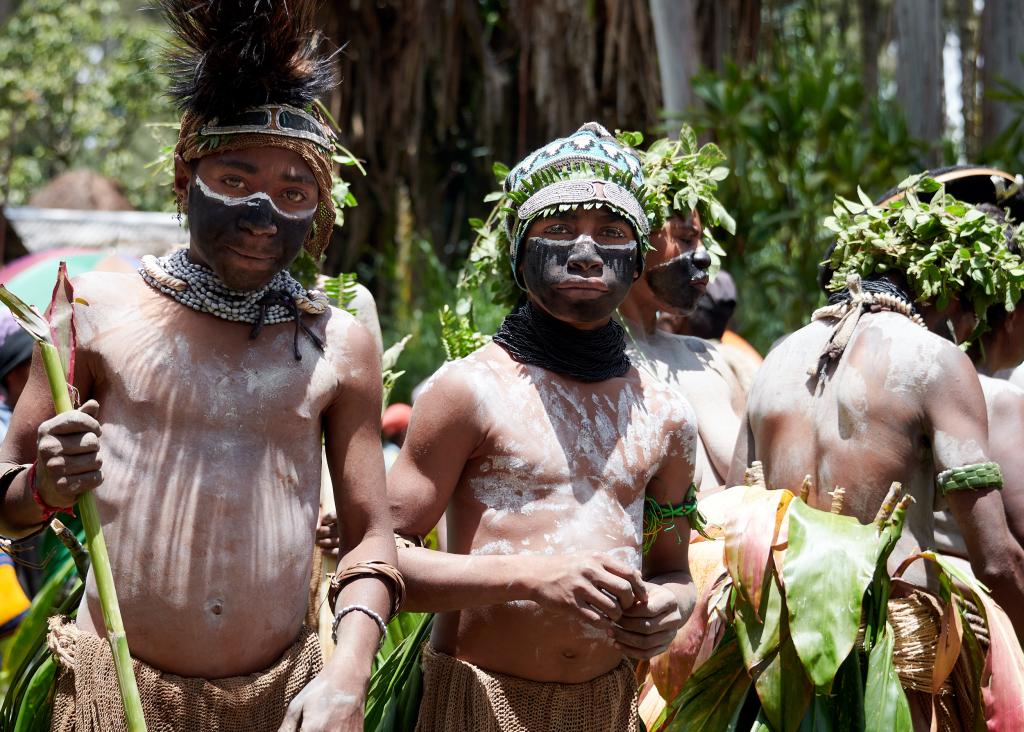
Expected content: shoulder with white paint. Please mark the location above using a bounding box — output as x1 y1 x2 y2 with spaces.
980 373 1024 426
638 366 697 436
67 271 150 341
414 342 502 407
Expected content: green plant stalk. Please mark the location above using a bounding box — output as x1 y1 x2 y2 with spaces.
38 342 147 731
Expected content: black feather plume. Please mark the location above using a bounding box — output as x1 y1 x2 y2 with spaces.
161 0 338 120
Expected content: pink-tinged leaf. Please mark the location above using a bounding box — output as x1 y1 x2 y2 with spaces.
724 487 792 616
978 599 1024 730
650 570 729 704
917 552 1024 730
44 262 77 385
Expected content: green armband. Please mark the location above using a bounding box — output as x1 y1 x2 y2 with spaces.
936 462 1003 495
642 482 710 555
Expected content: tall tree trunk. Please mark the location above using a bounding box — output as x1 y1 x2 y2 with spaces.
858 0 882 103
648 0 700 131
980 0 1024 148
894 0 944 166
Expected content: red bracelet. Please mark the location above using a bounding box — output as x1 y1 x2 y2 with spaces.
28 462 75 522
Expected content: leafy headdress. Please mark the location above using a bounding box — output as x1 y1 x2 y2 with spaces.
821 167 1024 345
636 125 736 270
162 0 340 259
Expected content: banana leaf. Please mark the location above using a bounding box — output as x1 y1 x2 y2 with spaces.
364 612 433 732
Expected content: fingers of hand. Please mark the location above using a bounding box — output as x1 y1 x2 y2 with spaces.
614 610 681 635
40 408 101 437
79 399 100 418
612 626 678 657
592 572 636 610
320 511 337 527
576 586 623 622
600 558 647 603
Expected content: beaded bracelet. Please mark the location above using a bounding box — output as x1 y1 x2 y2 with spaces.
331 603 388 646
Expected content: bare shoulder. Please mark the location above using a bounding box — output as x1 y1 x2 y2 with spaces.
413 341 501 414
637 366 697 436
980 374 1024 426
72 270 149 306
320 305 380 375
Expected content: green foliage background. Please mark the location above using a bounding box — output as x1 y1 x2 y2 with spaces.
0 0 174 211
0 1 1022 398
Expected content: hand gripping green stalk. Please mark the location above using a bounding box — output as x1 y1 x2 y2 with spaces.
0 283 147 731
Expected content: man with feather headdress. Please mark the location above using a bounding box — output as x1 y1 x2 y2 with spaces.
0 2 399 730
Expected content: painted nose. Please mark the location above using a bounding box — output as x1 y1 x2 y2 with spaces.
238 200 277 236
566 237 603 275
691 248 712 271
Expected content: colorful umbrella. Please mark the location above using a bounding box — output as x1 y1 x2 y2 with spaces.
0 248 140 311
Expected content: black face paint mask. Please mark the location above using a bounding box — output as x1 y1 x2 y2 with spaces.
520 235 638 324
187 176 314 291
644 248 712 315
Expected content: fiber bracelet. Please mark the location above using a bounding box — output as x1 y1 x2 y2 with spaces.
28 462 75 523
331 604 388 646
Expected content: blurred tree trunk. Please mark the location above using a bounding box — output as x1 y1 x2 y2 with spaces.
0 0 19 27
894 0 944 165
954 0 981 158
649 0 700 131
858 0 883 101
980 0 1024 147
698 0 761 73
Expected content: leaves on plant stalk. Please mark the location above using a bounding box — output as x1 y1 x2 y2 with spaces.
782 499 878 689
0 286 51 345
12 656 55 732
44 262 77 387
667 633 750 732
863 623 912 732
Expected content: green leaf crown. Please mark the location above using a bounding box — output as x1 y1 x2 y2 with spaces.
823 174 1024 344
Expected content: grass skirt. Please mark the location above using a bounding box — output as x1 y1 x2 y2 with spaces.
415 645 639 732
47 618 322 732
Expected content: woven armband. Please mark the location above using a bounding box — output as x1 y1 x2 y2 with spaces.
328 560 406 619
936 462 1003 496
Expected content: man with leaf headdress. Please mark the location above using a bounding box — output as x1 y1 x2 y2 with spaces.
0 3 399 731
725 173 1024 716
388 123 699 731
617 127 744 492
634 171 1024 732
897 167 1024 586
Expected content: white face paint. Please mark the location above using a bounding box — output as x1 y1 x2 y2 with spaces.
194 175 316 220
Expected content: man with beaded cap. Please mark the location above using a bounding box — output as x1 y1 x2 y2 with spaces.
617 128 745 493
388 123 700 732
0 2 400 731
728 171 1024 647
